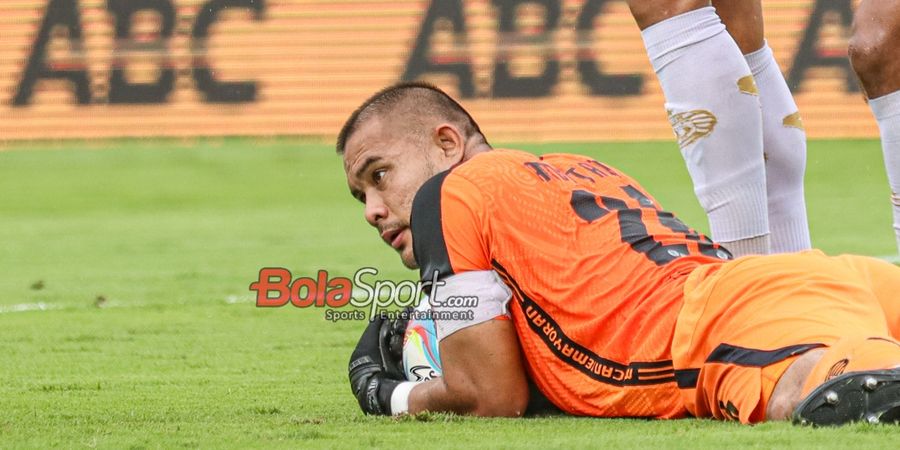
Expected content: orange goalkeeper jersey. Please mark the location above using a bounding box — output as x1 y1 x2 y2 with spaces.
410 149 732 418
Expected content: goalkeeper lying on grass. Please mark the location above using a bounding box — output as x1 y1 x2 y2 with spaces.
338 82 900 425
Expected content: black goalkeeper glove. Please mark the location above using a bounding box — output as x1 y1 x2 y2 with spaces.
348 309 412 415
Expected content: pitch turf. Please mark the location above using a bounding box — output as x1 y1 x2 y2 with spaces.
0 138 897 448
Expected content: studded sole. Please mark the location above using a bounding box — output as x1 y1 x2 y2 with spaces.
792 369 900 426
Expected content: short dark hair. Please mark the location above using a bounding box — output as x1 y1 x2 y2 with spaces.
335 81 486 154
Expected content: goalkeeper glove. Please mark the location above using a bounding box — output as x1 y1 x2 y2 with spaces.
348 310 412 415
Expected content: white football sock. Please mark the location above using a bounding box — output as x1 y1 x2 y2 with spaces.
719 235 770 258
870 89 900 254
641 7 769 256
745 42 811 253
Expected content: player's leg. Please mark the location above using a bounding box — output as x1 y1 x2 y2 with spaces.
711 0 763 55
772 253 900 423
768 337 900 425
631 0 770 256
674 251 900 424
849 1 900 255
716 0 811 253
788 338 900 425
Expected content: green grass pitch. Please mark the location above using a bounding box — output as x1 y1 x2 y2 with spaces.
0 138 897 448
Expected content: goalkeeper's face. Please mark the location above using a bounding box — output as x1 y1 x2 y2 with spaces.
343 118 464 270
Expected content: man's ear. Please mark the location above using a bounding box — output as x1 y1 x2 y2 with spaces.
433 124 464 161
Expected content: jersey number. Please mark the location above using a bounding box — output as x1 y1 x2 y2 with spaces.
569 186 730 266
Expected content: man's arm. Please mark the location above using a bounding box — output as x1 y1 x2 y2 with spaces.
408 318 529 417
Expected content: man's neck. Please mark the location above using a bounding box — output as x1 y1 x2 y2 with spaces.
462 142 492 162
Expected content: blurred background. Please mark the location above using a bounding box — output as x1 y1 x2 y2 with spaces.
0 0 872 142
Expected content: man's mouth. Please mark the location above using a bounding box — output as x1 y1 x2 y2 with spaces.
381 227 407 250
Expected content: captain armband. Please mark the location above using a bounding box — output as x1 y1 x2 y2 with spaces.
427 270 512 340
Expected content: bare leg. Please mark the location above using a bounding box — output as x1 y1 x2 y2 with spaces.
767 349 824 420
849 1 900 98
850 1 900 255
627 0 710 30
713 0 764 53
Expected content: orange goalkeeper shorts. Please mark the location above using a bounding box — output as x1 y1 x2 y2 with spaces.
672 250 900 423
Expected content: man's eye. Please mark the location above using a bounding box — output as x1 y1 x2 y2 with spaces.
372 169 386 185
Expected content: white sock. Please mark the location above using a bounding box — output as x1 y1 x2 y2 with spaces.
641 7 769 254
870 90 900 255
745 42 812 253
720 235 770 257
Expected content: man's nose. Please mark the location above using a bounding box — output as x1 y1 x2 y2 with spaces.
364 194 388 226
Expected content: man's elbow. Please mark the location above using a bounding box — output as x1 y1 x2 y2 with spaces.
470 387 529 418
472 401 526 418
